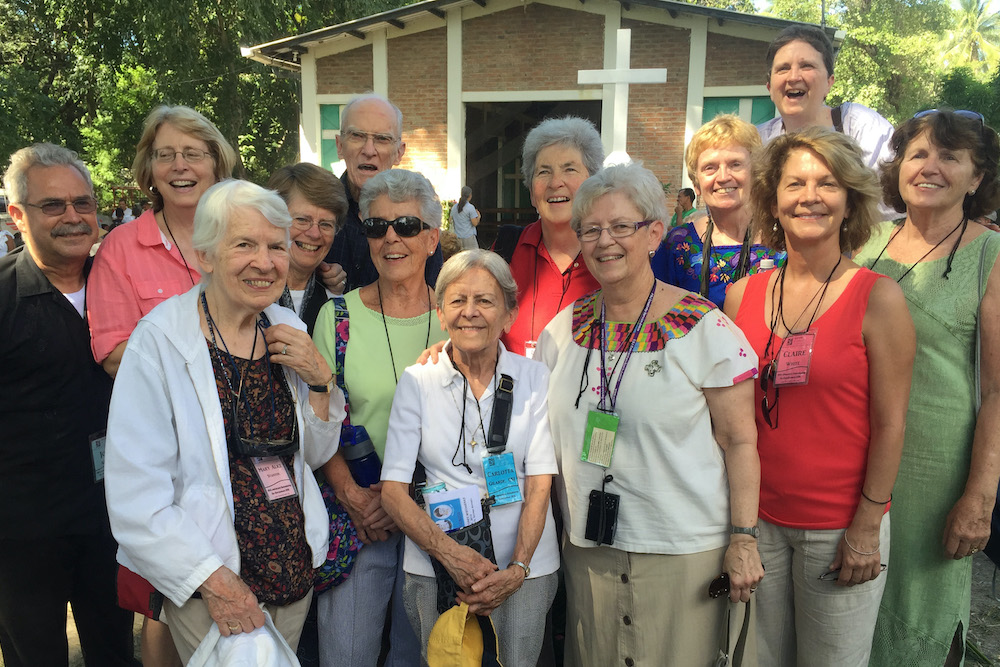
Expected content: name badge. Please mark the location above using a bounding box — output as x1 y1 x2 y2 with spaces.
482 452 523 506
582 410 619 467
89 430 107 483
252 456 298 502
774 331 816 387
524 340 538 360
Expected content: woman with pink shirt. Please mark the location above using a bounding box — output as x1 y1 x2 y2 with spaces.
86 104 238 667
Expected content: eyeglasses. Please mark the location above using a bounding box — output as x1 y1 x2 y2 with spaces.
342 130 397 148
913 109 986 127
152 148 213 164
361 216 431 238
577 220 654 242
818 564 886 582
24 196 98 216
760 359 779 429
292 216 337 235
229 407 299 458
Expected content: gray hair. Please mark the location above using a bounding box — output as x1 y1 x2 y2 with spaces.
192 179 292 284
571 162 669 232
3 143 93 205
435 249 518 313
359 169 442 228
521 116 605 191
341 93 404 139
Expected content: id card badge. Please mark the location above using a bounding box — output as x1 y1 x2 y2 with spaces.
524 340 538 360
582 410 619 467
252 456 298 502
89 430 107 483
774 331 816 386
482 451 523 506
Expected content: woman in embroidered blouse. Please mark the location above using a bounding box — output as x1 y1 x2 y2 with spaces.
312 168 448 666
651 114 784 309
724 128 914 666
537 162 763 666
104 179 345 663
267 163 348 335
381 249 560 667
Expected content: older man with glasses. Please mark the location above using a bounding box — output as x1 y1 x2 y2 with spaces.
324 94 443 293
0 143 136 666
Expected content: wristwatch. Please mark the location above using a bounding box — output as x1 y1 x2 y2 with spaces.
508 560 530 578
731 525 760 539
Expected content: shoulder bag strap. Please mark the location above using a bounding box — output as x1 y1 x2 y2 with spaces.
975 235 994 412
486 374 514 455
831 104 844 134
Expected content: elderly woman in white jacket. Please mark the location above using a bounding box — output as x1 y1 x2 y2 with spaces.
105 179 346 663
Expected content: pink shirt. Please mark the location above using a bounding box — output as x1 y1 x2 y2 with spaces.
87 210 200 362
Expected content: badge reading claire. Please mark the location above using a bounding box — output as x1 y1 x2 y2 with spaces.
774 331 816 387
483 452 523 506
582 410 620 468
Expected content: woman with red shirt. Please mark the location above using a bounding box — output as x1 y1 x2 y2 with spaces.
724 127 914 666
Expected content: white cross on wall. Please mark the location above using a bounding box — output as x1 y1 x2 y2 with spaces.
578 29 668 165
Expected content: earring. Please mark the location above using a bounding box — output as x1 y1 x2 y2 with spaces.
842 221 848 232
648 250 656 259
970 189 977 196
772 220 779 232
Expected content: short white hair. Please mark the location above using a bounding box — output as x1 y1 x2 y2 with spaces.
192 180 292 284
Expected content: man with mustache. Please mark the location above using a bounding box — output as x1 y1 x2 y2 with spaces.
0 144 136 665
323 93 443 292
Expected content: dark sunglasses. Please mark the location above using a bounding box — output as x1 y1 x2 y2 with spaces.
708 573 730 599
913 109 985 128
361 216 431 238
230 418 299 458
760 359 779 429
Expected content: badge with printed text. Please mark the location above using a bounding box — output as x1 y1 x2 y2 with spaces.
524 340 538 360
582 410 619 467
774 331 816 387
89 430 107 483
482 452 523 506
252 456 298 502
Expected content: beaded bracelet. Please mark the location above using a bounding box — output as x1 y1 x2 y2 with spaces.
843 533 879 556
861 489 892 505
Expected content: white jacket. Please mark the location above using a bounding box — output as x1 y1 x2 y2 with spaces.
105 286 345 607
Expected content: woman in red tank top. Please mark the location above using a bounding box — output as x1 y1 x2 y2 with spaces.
723 127 915 667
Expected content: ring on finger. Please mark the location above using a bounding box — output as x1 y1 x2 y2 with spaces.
227 622 241 632
281 344 288 355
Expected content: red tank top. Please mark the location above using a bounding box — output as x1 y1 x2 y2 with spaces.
735 268 883 529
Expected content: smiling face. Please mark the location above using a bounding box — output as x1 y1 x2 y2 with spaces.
367 194 439 285
10 165 99 269
578 191 662 290
693 144 752 214
530 143 590 229
772 148 849 250
898 129 984 217
768 39 834 127
151 123 218 213
336 98 405 197
438 266 517 358
197 209 289 317
285 189 337 286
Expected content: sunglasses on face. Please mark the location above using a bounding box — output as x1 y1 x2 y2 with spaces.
25 196 98 216
361 216 431 238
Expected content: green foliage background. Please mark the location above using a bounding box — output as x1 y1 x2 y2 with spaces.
2 0 999 205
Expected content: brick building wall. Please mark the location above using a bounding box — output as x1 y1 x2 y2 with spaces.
704 33 769 87
388 27 448 183
316 44 373 94
624 18 690 196
463 4 604 91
